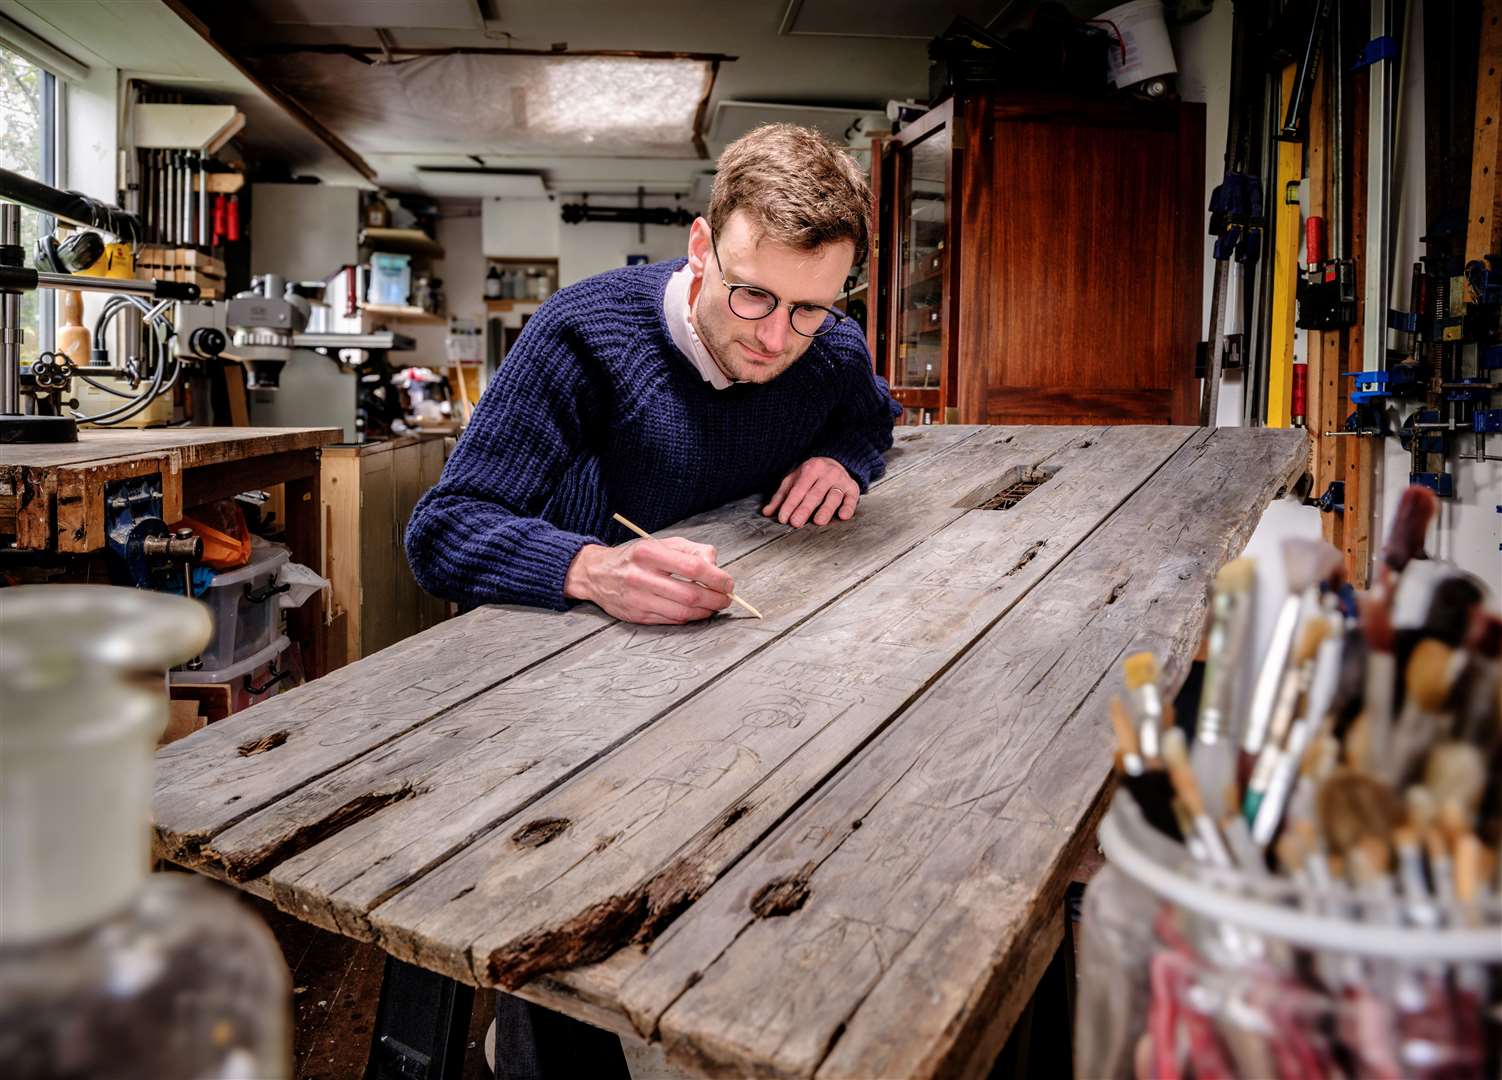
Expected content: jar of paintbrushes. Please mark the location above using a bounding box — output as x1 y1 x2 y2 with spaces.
1076 486 1502 1080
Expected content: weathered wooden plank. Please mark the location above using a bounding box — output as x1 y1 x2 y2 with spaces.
152 425 975 868
622 427 1304 1080
210 426 1065 938
362 425 1194 992
0 426 337 470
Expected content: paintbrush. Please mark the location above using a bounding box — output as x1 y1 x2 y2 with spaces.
1387 640 1463 786
1243 616 1333 824
1163 727 1234 868
1381 485 1438 578
1110 694 1180 840
1240 540 1343 783
1250 627 1343 846
1122 652 1166 764
1458 613 1502 746
1193 558 1255 818
1356 589 1398 775
610 512 762 618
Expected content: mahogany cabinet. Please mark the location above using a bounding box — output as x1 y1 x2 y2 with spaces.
869 92 1205 426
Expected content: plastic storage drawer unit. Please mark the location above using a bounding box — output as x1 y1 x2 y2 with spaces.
187 544 289 673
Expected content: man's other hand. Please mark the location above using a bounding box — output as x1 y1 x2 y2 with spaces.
762 457 859 528
564 536 734 624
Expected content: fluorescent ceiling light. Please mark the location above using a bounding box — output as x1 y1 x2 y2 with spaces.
247 53 715 159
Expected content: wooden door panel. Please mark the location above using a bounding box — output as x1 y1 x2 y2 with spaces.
957 96 1204 426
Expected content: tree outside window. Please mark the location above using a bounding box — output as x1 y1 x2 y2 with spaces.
1 46 56 364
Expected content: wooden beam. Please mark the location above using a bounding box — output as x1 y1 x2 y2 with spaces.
1344 65 1373 588
1465 0 1502 270
158 0 378 184
1306 61 1345 550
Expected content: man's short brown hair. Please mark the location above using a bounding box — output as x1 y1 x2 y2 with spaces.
708 124 872 266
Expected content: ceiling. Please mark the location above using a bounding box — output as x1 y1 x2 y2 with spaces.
3 0 1124 198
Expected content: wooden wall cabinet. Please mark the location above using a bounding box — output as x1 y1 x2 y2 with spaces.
871 93 1205 426
322 434 450 666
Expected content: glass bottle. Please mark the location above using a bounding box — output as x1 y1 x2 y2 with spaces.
0 585 291 1080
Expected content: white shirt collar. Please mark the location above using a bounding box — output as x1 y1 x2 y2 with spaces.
663 262 740 390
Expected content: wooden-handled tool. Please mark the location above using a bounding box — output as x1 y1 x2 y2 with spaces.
611 513 763 619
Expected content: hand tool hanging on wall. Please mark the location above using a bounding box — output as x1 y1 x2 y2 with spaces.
1200 0 1271 426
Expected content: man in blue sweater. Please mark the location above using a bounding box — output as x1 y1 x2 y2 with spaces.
406 124 899 624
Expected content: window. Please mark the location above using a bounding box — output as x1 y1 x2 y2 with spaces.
1 46 59 361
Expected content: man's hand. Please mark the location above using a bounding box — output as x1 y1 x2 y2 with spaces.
762 457 859 528
564 536 734 624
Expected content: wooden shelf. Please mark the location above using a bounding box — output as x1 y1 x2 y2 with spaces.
484 298 544 312
360 304 446 324
360 227 444 258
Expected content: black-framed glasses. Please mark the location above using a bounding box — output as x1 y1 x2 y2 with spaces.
709 232 847 338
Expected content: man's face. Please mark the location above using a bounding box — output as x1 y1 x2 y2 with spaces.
685 210 855 385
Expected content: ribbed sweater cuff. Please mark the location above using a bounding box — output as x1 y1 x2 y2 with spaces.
507 527 603 611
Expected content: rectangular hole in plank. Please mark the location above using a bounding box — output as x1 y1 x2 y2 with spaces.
959 465 1057 511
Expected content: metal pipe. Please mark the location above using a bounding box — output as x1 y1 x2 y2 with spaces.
1330 0 1345 260
197 153 207 249
1 202 21 414
1363 0 1403 373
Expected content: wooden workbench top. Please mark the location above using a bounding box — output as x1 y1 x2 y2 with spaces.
152 424 1306 1079
0 426 339 469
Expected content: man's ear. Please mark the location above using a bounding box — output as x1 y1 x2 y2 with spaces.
686 216 712 276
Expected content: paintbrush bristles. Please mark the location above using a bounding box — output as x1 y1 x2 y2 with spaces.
1382 485 1438 573
1424 743 1486 817
1281 538 1344 595
1214 557 1256 597
1405 640 1457 713
1123 652 1160 692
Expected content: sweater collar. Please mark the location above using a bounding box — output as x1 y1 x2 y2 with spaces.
662 261 742 390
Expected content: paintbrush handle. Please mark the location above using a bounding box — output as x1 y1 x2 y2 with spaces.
611 513 762 619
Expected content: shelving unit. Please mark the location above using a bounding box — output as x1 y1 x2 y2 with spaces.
359 227 444 259
359 304 446 324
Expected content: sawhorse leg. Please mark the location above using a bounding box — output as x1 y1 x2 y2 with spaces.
365 957 473 1080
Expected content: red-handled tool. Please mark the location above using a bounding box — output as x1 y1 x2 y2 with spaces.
1305 215 1325 274
1292 360 1308 427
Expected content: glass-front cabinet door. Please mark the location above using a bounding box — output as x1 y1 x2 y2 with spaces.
882 102 953 425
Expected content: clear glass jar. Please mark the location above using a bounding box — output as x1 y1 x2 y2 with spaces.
1078 798 1502 1080
0 585 291 1080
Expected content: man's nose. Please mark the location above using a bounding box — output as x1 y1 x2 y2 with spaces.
756 311 790 353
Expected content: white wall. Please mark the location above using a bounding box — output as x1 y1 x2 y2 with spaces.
482 193 696 288
556 194 697 287
1171 0 1499 584
396 200 486 369
1171 2 1242 427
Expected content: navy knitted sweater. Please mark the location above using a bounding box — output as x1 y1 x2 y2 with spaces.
405 259 900 611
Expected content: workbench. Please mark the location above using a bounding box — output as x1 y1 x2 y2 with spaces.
0 426 338 675
151 423 1305 1079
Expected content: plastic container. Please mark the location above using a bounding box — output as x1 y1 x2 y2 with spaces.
172 633 290 689
187 542 289 673
0 585 290 1079
368 252 412 307
1077 797 1502 1079
1095 0 1177 88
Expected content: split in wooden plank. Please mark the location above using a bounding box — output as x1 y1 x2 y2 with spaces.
152 425 976 866
359 425 1194 993
620 427 1305 1080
